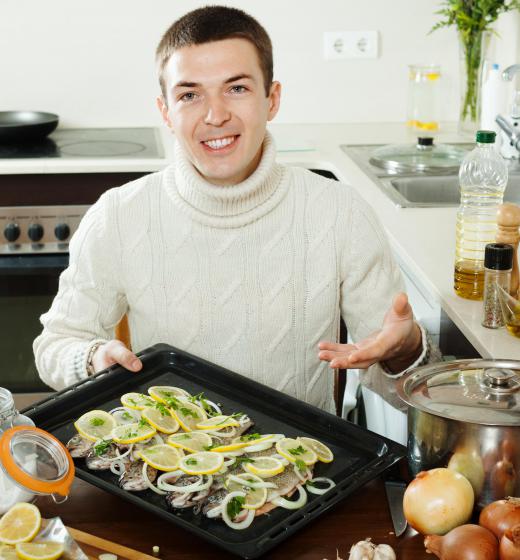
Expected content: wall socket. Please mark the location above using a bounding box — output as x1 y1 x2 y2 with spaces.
323 31 379 60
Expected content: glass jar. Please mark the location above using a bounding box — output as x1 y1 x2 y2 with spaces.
0 388 75 513
482 243 513 328
406 64 441 134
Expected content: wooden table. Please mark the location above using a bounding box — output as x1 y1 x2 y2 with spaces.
37 476 429 560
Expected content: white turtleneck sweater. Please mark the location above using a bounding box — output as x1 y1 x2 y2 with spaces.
33 132 428 412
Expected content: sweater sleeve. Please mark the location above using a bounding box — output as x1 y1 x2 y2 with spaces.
33 189 127 390
338 188 430 410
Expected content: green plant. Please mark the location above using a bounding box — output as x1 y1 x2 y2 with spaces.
431 1 520 123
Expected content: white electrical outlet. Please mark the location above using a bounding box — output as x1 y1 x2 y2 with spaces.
323 31 379 60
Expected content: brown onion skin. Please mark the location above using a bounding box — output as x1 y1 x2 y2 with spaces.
499 525 520 560
480 498 520 540
424 524 498 560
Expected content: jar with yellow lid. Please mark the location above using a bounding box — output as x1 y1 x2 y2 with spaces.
0 387 74 513
406 64 441 134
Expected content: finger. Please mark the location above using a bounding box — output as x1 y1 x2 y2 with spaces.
318 349 354 362
346 339 387 365
392 292 411 318
105 341 142 372
318 341 350 352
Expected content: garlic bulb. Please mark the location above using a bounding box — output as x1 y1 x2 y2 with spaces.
373 544 396 560
348 539 376 560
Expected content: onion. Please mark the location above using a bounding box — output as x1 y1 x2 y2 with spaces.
206 428 237 438
201 399 221 415
109 407 140 424
226 474 277 489
141 461 166 495
500 525 520 560
403 468 474 535
479 497 520 540
424 524 498 560
272 454 290 466
206 505 223 519
271 485 308 509
306 477 335 495
294 465 312 482
157 474 212 493
110 460 126 475
220 450 245 457
221 491 255 530
242 440 273 453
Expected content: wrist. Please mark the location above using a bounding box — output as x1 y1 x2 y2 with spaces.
382 323 423 374
86 341 104 376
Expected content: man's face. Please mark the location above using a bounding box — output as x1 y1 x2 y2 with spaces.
157 38 281 186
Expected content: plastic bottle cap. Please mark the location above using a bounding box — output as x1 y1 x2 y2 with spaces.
492 63 499 70
484 243 514 270
417 137 434 146
476 130 496 143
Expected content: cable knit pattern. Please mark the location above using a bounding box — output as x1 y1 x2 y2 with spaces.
33 132 429 412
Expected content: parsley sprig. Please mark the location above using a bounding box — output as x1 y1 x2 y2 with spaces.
226 495 245 520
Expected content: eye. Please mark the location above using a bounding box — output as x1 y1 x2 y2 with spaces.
229 85 247 94
179 92 198 102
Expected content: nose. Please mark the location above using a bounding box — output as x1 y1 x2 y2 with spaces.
203 95 231 127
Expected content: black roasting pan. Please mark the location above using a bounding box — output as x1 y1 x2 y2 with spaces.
22 343 406 559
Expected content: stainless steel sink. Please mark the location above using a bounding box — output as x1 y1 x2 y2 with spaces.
341 143 520 208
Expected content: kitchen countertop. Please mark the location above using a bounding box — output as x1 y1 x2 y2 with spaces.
2 121 517 360
38 475 430 559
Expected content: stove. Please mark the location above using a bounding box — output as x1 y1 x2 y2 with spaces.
0 127 164 159
0 127 167 255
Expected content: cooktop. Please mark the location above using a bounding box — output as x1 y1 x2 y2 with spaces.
0 127 164 159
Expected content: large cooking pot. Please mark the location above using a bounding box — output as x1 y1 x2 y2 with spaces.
0 111 59 142
397 359 520 509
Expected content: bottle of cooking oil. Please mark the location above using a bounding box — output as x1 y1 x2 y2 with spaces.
454 130 508 300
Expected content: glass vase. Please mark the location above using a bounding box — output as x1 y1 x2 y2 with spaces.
458 30 491 135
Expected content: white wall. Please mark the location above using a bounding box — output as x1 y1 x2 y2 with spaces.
1 0 518 127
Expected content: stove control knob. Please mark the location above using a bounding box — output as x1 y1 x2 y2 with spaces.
28 223 44 242
4 223 20 243
54 223 70 241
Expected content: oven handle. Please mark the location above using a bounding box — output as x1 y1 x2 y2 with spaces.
0 253 69 275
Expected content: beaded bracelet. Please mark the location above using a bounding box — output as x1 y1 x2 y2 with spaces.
86 342 104 376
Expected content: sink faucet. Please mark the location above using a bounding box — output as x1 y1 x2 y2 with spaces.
502 64 520 81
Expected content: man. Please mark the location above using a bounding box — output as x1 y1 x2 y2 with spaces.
34 6 432 414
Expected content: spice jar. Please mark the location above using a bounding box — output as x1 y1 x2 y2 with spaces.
482 243 513 328
0 387 75 513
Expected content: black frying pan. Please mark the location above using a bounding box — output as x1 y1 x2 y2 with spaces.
0 111 59 142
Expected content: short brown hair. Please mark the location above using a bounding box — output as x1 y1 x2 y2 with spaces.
156 5 273 99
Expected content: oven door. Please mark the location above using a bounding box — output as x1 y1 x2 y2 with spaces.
0 253 68 393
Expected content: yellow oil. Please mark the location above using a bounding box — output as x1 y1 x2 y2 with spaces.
506 308 520 338
454 262 485 300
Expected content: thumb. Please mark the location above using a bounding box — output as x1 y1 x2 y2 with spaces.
392 292 411 318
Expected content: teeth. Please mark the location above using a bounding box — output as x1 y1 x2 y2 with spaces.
204 136 235 149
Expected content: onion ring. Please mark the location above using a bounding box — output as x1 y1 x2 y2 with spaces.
226 474 277 489
271 485 308 509
141 461 166 495
306 477 336 495
157 474 213 493
221 491 255 530
206 505 223 519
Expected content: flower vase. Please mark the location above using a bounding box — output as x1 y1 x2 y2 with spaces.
458 30 491 134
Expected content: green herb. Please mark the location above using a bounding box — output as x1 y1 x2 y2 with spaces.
155 402 170 416
125 431 137 439
306 480 316 488
232 456 254 469
128 398 137 406
295 459 307 472
160 390 174 398
431 0 520 123
288 445 306 456
121 411 133 420
93 439 112 456
165 397 181 411
138 418 150 428
181 434 191 440
180 407 198 419
90 417 105 427
240 433 261 442
226 495 245 520
203 444 217 451
186 458 198 466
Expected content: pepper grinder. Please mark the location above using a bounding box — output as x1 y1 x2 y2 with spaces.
496 203 520 298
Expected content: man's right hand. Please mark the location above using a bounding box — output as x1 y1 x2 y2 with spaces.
91 340 143 373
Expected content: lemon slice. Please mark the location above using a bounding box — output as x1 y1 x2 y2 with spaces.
0 503 41 545
298 437 334 463
195 415 240 431
147 386 191 404
15 543 64 560
0 545 18 560
120 392 156 410
179 451 224 475
243 456 285 478
111 421 156 444
73 410 116 442
210 439 250 453
170 401 207 431
167 432 212 453
137 444 183 471
276 438 317 466
225 473 267 510
141 406 179 434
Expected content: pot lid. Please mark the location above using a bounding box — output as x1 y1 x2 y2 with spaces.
0 426 75 498
369 137 467 173
397 359 520 426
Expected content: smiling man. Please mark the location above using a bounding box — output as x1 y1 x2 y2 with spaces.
34 6 435 415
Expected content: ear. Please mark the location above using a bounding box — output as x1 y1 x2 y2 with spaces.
267 81 281 121
157 95 173 129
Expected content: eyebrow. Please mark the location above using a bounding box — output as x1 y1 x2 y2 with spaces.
173 74 256 89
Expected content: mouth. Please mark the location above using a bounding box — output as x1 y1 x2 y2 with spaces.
201 134 240 152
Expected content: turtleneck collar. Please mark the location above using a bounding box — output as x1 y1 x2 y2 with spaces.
164 131 289 228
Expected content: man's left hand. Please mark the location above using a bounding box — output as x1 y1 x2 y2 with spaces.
318 292 422 372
